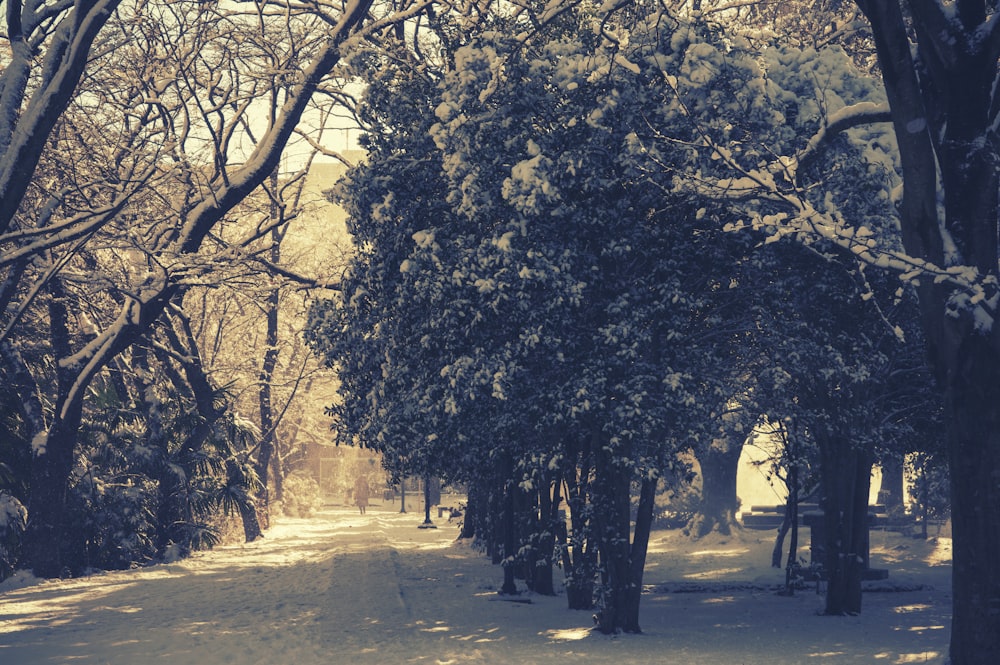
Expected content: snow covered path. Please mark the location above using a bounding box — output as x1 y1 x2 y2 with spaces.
1 505 952 664
0 509 465 664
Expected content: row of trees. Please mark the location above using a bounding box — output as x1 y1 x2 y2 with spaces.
307 0 943 635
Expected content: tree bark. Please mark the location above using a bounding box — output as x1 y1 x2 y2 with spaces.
255 286 279 530
944 341 1000 664
878 452 905 516
255 170 283 531
500 461 518 595
23 280 85 578
623 476 658 633
0 0 123 231
817 432 872 615
131 343 177 555
531 473 559 596
561 449 596 610
852 3 1000 660
459 480 481 540
783 459 801 593
687 432 743 538
592 437 632 634
771 510 791 569
24 417 79 578
227 454 262 542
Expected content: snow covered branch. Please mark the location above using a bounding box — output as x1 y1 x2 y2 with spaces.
796 102 892 175
0 0 123 232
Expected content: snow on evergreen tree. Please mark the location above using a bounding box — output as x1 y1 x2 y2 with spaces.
308 0 942 631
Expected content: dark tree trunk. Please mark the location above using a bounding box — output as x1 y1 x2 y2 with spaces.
511 482 528 582
560 517 595 610
132 343 177 555
24 417 80 578
459 481 481 540
225 425 262 543
817 433 872 615
255 305 278 530
488 474 502 564
855 3 1000 660
162 312 261 543
623 477 658 633
687 432 744 538
530 473 558 596
772 511 791 569
228 455 262 543
561 451 596 611
592 438 632 634
255 175 282 531
271 454 285 504
783 457 801 594
944 342 1000 665
422 474 434 526
774 476 817 568
499 455 517 595
24 280 86 578
878 452 905 516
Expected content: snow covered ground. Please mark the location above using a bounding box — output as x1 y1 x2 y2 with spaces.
0 502 951 664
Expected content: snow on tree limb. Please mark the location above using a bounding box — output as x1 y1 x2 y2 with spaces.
674 118 998 330
0 0 123 233
796 101 892 174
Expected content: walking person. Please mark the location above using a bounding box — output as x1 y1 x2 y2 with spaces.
354 474 370 515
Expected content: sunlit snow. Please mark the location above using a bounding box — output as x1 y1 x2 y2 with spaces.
0 501 951 664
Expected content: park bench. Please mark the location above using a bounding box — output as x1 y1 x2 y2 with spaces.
741 504 889 581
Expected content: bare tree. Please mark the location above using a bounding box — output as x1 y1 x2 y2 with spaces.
0 0 125 230
3 0 434 578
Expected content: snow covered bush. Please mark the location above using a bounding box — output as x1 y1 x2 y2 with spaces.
275 471 322 518
0 491 27 580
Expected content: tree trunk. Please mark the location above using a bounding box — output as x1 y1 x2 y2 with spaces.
592 437 632 634
530 474 558 596
24 417 80 578
226 454 262 542
561 454 596 611
422 474 434 526
161 312 249 544
817 432 872 615
132 343 178 556
771 511 791 568
23 281 87 578
500 466 518 595
489 475 502 564
878 452 905 516
623 476 658 633
459 481 480 540
855 3 1000 660
944 342 1000 665
783 458 800 594
271 454 285 504
687 432 743 538
255 172 283 531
